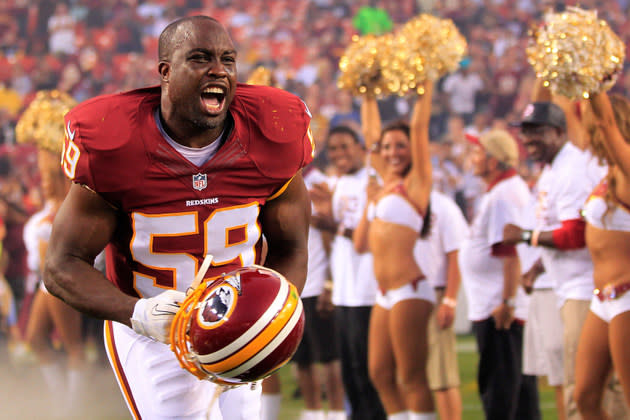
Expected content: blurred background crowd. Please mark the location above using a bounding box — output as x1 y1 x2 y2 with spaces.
0 0 630 356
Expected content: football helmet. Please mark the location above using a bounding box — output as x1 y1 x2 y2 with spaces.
170 265 304 386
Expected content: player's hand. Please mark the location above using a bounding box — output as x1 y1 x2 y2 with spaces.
491 303 514 330
436 304 455 329
130 289 186 344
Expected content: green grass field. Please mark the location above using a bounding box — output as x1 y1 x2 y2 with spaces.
0 334 559 419
276 334 558 420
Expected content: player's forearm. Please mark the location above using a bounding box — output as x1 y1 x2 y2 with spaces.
44 253 137 327
264 245 308 295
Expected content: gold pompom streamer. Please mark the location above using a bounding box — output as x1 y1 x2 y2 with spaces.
15 90 76 153
337 34 391 98
385 14 467 96
246 66 275 87
526 6 625 99
338 15 466 97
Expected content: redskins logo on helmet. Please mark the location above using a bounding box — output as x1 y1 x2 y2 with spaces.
170 265 305 386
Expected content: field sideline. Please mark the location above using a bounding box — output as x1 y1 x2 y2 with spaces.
0 334 558 419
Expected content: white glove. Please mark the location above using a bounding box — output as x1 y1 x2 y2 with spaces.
130 289 186 344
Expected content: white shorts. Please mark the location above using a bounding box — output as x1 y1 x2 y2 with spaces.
375 278 436 310
522 289 564 386
104 321 262 420
590 291 630 323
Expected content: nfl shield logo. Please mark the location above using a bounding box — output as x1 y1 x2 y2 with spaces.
192 173 207 191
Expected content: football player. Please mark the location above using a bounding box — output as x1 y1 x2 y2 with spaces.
44 16 313 420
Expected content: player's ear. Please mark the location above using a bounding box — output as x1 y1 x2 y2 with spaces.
158 61 170 82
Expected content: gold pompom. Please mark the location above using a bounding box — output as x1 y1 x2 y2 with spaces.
526 6 625 99
385 14 467 95
338 15 466 97
15 90 76 153
337 34 391 98
246 66 275 87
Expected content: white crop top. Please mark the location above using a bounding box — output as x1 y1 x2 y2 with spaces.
583 179 630 232
368 183 425 232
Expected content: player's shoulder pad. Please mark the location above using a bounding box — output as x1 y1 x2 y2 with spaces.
65 86 160 153
232 84 313 179
233 84 311 144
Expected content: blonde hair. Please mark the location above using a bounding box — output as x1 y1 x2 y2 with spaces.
588 94 630 220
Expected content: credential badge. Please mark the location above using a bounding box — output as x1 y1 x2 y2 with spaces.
192 173 207 191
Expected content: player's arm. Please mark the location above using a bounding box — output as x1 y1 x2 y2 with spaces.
43 183 138 326
260 171 310 295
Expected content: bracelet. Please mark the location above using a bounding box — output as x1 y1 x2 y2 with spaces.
323 280 333 292
442 297 457 308
502 297 515 308
520 229 532 245
531 229 541 247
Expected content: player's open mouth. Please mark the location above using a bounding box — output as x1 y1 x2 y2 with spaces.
201 86 226 114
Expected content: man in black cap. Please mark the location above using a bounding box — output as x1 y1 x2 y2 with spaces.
503 101 621 420
513 102 567 165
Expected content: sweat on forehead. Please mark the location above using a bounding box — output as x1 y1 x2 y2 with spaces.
158 16 224 61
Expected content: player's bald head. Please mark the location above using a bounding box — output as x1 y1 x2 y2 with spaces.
158 16 225 62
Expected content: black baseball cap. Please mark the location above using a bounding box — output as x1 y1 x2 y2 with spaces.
511 102 567 130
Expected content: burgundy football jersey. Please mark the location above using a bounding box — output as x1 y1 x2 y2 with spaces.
62 83 313 298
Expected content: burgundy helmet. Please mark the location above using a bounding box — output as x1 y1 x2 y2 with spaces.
171 265 305 386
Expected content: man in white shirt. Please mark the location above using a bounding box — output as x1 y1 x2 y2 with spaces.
441 59 484 125
415 190 468 420
458 129 539 420
505 102 626 420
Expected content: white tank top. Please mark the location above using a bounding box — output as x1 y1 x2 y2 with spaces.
583 179 630 232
